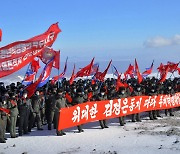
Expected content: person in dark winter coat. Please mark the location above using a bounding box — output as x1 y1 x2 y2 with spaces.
131 85 142 122
72 88 85 133
55 89 68 136
116 87 129 126
96 88 109 129
8 93 19 138
18 91 32 136
28 90 43 132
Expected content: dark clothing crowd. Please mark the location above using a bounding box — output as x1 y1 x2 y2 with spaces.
0 76 180 143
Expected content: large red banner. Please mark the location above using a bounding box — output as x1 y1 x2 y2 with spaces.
0 23 61 78
58 92 180 130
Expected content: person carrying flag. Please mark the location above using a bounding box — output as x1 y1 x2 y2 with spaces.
18 91 32 136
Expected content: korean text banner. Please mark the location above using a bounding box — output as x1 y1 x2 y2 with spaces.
58 93 180 130
0 23 61 78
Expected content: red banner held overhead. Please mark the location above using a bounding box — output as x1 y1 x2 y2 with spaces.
58 92 180 131
0 23 61 78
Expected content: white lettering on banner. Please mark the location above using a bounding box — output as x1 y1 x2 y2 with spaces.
113 99 121 115
0 32 55 59
72 106 81 123
89 103 98 119
171 95 175 106
103 100 113 117
144 96 157 109
72 104 98 123
135 97 142 110
166 95 171 107
129 98 135 112
81 105 89 120
0 57 22 71
174 94 180 105
121 98 128 114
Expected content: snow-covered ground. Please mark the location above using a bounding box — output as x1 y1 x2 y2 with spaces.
1 110 180 154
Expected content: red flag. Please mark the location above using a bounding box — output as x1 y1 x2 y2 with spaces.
178 67 180 75
88 92 93 101
53 50 60 70
124 64 134 79
0 108 10 114
157 63 164 73
142 60 154 76
159 66 169 83
26 59 54 98
95 60 112 82
51 57 68 84
116 74 125 91
0 23 61 78
135 59 143 84
167 61 179 73
65 93 72 103
76 57 95 77
31 59 40 73
157 63 169 75
69 64 76 85
91 63 99 75
0 29 2 42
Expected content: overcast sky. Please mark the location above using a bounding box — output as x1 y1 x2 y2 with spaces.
0 0 180 74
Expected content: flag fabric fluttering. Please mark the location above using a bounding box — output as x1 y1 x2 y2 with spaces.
134 59 143 84
167 61 179 73
75 57 95 78
22 59 40 86
0 28 2 42
22 69 36 86
51 57 68 84
159 66 169 83
39 47 60 70
116 74 125 91
37 58 54 88
124 64 134 80
178 67 180 75
31 59 40 73
0 23 61 78
142 60 154 77
90 63 99 75
94 60 112 82
69 64 76 85
26 58 54 98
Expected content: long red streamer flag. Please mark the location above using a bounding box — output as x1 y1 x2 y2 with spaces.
0 23 61 78
0 29 2 42
135 59 143 84
58 92 180 130
69 64 76 85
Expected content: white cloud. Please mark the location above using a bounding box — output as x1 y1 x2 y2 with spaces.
144 34 180 48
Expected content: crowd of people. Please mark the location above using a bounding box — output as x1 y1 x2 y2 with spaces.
0 76 180 143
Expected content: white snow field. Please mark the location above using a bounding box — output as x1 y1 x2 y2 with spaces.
0 110 180 154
